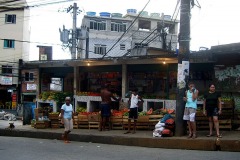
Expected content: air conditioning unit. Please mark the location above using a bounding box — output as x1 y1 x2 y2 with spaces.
40 54 47 61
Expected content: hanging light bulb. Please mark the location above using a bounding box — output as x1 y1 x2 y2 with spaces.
87 62 90 66
163 61 166 64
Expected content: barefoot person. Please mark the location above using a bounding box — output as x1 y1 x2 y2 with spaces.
100 84 121 131
60 97 73 143
124 88 144 134
183 82 199 139
203 84 222 138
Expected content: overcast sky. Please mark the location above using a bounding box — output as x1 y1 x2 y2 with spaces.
27 0 240 60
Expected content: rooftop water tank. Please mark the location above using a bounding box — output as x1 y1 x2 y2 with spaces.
111 13 123 18
164 15 171 20
127 9 137 14
139 11 148 17
99 12 111 17
86 11 96 16
150 13 160 18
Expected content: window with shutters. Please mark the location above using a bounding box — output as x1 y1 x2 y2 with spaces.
1 65 12 75
94 44 107 55
90 20 106 30
120 44 125 50
111 22 127 32
3 39 15 48
25 72 34 82
5 14 16 24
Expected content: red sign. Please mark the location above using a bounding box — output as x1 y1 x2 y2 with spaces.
12 93 17 102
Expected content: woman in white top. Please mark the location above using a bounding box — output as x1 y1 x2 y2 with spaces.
60 97 73 143
124 88 144 134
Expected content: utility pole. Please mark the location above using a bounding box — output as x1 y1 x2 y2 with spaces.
175 0 191 136
67 3 78 59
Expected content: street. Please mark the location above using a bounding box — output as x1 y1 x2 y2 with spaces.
0 137 239 160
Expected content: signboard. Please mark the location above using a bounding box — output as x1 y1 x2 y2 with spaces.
12 93 17 110
27 83 37 90
0 76 12 85
12 102 17 109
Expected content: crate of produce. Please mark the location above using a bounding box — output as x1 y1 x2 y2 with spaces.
35 121 45 129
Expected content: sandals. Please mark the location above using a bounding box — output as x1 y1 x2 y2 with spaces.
192 134 197 139
187 133 197 139
187 133 192 139
217 135 222 138
124 131 131 134
206 134 222 138
206 134 213 137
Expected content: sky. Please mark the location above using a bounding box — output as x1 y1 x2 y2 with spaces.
27 0 240 60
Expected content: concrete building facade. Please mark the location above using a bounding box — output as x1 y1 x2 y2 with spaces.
79 10 179 59
0 0 30 108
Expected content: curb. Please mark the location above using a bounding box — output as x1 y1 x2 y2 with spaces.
0 129 240 152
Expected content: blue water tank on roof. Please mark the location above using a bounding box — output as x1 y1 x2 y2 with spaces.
86 11 96 16
127 9 137 14
111 13 123 18
99 12 111 17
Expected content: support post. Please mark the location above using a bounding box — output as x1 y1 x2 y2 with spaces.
122 64 127 97
175 0 191 136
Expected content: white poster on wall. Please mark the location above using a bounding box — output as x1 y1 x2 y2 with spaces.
182 61 189 76
0 76 12 85
27 83 37 90
177 64 186 89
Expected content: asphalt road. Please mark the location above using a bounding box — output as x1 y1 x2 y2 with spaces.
0 136 240 160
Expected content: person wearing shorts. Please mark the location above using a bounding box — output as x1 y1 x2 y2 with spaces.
60 97 73 143
183 82 199 139
124 88 144 134
203 84 222 138
100 84 121 131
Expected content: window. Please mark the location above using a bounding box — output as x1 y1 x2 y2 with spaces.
134 43 148 48
94 44 107 55
2 65 12 75
111 22 127 32
90 20 106 30
5 14 16 24
3 39 15 48
138 20 151 31
25 72 34 82
50 78 62 91
120 44 125 50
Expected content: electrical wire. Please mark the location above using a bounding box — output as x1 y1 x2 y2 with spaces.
101 0 151 58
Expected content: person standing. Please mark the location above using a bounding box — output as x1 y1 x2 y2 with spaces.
183 82 199 139
60 97 74 143
203 84 222 138
100 84 121 131
124 88 144 134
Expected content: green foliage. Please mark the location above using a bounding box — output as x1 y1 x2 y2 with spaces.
39 91 73 103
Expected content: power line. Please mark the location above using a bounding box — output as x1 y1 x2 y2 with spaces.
101 0 151 58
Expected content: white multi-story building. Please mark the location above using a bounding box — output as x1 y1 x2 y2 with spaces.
0 0 30 108
79 9 179 59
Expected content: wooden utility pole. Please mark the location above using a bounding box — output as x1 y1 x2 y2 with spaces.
175 0 191 136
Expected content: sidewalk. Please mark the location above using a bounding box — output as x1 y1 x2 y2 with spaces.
0 120 239 152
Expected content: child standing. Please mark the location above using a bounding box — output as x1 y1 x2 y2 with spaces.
124 88 144 134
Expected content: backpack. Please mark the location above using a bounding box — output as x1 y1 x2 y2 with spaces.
161 129 173 137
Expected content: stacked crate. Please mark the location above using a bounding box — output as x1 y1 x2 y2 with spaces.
49 114 60 128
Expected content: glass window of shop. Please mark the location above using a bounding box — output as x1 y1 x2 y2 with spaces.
78 65 122 96
127 64 177 100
